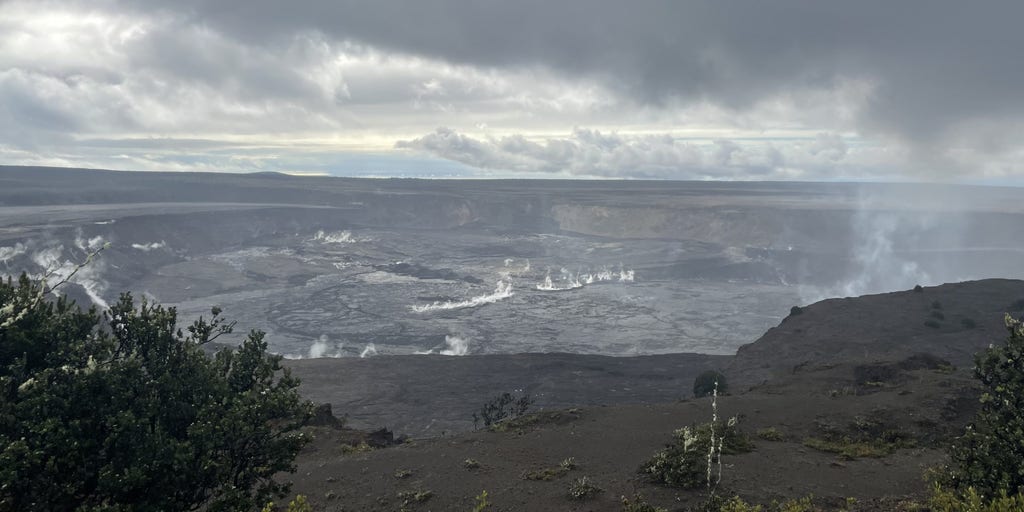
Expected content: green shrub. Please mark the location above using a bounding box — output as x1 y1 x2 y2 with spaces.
789 305 803 316
472 391 532 429
914 284 924 293
699 495 817 512
756 427 785 441
693 370 728 398
930 484 1024 512
397 489 433 506
621 493 667 512
640 418 753 488
472 490 491 512
947 314 1024 496
0 275 312 511
567 476 602 501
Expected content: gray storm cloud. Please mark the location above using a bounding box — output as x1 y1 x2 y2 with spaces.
397 127 888 180
119 1 1024 142
3 1 1024 180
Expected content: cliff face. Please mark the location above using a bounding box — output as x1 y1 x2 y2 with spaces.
728 278 1024 388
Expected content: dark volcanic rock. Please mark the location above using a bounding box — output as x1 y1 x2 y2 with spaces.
286 352 724 436
728 278 1024 389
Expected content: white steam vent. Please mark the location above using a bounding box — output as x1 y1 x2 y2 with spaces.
411 280 514 313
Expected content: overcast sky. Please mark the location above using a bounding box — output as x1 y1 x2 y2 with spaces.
3 0 1024 182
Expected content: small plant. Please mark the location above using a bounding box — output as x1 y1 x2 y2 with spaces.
789 305 803 316
914 284 924 292
567 476 602 501
560 457 577 470
472 490 491 512
693 370 728 398
930 310 946 320
621 493 667 512
756 427 784 441
394 468 413 479
924 319 941 329
961 317 977 329
472 391 533 429
340 441 375 455
713 495 817 512
802 431 914 460
641 417 752 488
932 300 943 310
261 495 313 512
523 467 568 481
463 458 481 469
397 489 433 506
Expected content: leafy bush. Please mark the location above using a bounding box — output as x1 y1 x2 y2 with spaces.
472 490 491 512
473 391 532 429
947 314 1024 496
914 284 924 293
693 370 728 398
756 427 785 441
640 418 753 488
262 495 313 512
397 489 433 506
0 275 312 511
930 485 1024 512
567 476 602 501
712 495 817 512
789 305 803 316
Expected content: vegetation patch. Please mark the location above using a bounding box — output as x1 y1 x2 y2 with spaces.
0 275 312 511
944 314 1024 497
488 409 578 432
340 441 376 455
710 495 817 512
523 466 569 481
567 476 602 501
397 489 433 507
640 419 753 489
473 391 532 429
622 494 668 512
802 437 896 459
693 370 729 398
756 427 785 441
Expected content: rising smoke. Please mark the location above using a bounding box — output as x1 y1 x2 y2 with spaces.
410 280 514 313
131 241 167 252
